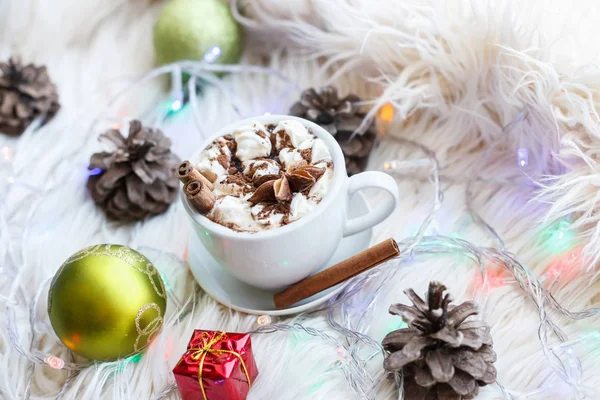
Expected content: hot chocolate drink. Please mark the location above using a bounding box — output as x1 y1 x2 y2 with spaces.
193 119 334 232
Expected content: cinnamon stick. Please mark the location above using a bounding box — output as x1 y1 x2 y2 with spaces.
274 238 399 309
184 179 216 213
177 160 214 189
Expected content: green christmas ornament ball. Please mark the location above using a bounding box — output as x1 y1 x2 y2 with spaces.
48 244 167 361
153 0 243 66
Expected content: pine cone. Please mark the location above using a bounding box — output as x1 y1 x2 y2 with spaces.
0 57 60 136
289 86 376 176
87 120 180 222
383 282 497 400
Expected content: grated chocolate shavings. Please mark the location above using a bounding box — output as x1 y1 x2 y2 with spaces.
225 172 252 186
229 156 243 173
300 148 312 162
276 130 293 150
256 202 291 220
269 133 277 156
216 154 229 170
256 130 268 140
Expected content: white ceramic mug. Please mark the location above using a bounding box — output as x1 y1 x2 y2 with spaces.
182 115 399 290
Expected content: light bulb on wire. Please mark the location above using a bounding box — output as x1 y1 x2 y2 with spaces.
168 46 223 114
170 66 184 113
202 46 222 63
517 147 529 167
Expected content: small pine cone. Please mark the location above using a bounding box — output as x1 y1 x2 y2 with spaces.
289 86 376 176
87 120 180 222
382 282 497 400
0 57 60 136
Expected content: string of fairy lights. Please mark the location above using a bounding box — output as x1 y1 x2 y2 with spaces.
1 47 599 399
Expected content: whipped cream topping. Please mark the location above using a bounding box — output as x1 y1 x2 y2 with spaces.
243 159 280 182
311 138 332 164
289 193 316 220
278 148 304 168
274 120 313 149
233 122 272 162
196 120 335 233
212 175 251 198
308 161 333 201
210 196 259 232
196 137 232 182
251 203 286 227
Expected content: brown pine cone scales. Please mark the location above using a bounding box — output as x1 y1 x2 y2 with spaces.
87 120 180 222
289 86 376 176
383 282 497 400
0 57 60 136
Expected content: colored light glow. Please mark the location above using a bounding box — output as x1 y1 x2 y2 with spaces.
543 247 583 284
125 353 142 364
88 167 103 176
517 148 529 167
203 46 222 63
257 315 271 326
377 102 395 123
470 263 508 294
162 335 174 360
159 272 171 291
171 99 182 112
336 346 346 360
310 380 325 392
542 219 575 254
182 245 189 262
45 355 64 369
386 319 408 333
62 338 75 349
117 353 143 373
0 145 13 163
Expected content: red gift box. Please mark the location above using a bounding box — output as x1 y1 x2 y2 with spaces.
173 330 258 400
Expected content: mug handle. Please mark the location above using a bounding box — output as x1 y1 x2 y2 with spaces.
343 171 399 237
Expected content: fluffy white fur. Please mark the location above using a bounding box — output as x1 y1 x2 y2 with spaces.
2 0 600 399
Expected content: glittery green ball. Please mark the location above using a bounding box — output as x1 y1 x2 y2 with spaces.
153 0 243 66
48 245 167 361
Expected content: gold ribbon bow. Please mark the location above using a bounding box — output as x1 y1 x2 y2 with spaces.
188 331 252 400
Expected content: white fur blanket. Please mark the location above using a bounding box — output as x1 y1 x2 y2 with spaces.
1 0 600 399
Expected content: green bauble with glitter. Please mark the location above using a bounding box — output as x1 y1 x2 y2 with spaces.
48 244 167 361
153 0 243 67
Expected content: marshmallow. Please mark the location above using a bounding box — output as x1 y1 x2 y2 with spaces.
290 193 316 221
278 148 304 168
213 176 250 198
309 162 333 201
209 196 260 232
243 159 280 181
251 204 286 227
196 139 231 182
311 138 332 163
274 120 312 149
234 122 272 162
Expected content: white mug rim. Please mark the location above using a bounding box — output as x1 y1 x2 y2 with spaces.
182 114 348 241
